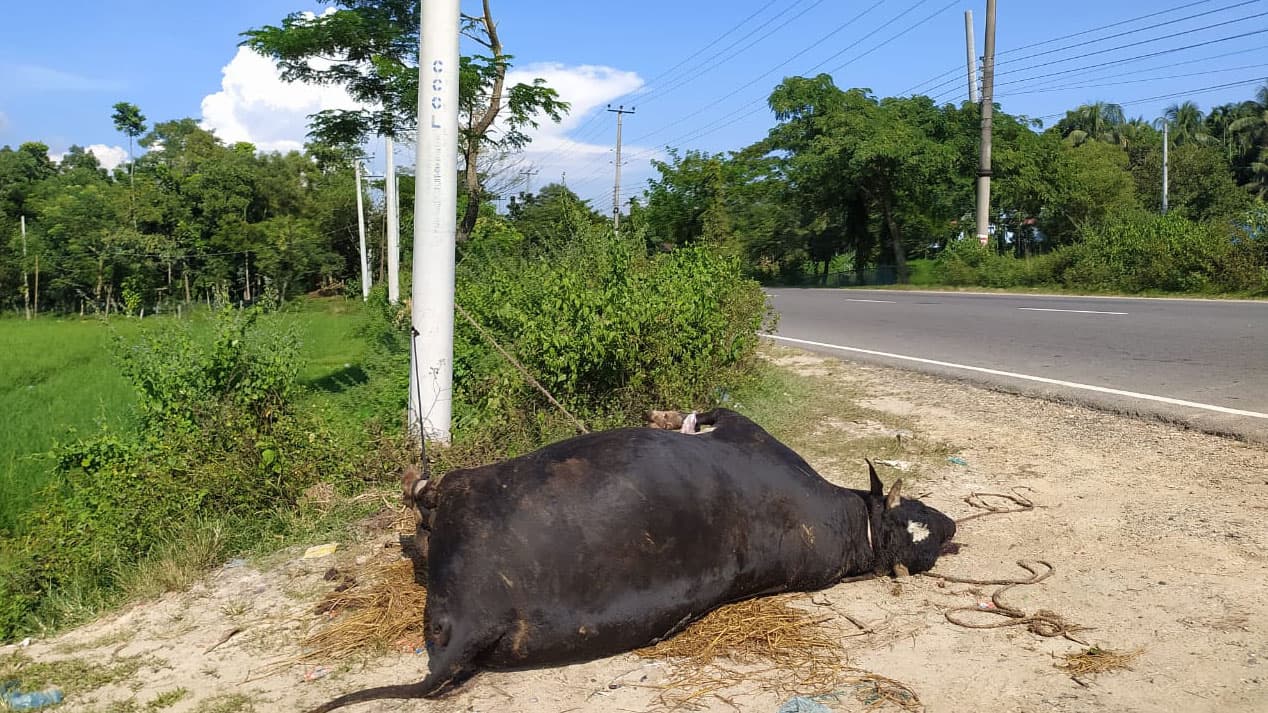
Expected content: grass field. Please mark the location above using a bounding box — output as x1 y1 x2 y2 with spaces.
0 298 368 534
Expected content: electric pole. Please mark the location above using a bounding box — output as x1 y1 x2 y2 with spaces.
409 0 460 445
20 215 30 320
386 135 400 303
965 10 979 104
975 0 997 247
608 104 635 232
1162 122 1170 215
355 159 370 300
519 167 539 196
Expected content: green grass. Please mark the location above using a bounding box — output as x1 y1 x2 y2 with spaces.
0 298 368 535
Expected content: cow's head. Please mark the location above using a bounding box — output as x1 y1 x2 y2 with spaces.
864 460 956 577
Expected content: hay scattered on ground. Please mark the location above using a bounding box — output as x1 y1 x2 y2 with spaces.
299 559 427 662
1057 646 1143 676
634 595 920 710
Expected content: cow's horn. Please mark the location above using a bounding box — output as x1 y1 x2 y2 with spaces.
893 563 910 578
885 479 903 510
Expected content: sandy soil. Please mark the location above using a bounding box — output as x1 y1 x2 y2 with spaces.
5 347 1266 713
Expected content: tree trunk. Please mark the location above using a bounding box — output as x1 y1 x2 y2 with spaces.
881 198 908 284
244 255 252 303
95 256 105 304
33 255 39 317
458 148 482 242
184 267 191 304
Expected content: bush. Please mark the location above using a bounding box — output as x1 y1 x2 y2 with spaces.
0 308 367 639
362 224 771 453
1063 212 1234 293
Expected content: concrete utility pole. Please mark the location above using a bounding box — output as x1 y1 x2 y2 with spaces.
1162 122 1170 215
355 159 370 300
409 0 460 445
965 10 980 104
608 104 635 232
519 167 539 196
385 136 400 303
974 0 997 246
20 215 30 320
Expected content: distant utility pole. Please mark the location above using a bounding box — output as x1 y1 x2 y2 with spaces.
964 10 979 104
386 136 400 304
355 159 370 300
975 0 997 247
519 167 539 196
608 104 635 232
1162 122 1170 215
20 215 30 320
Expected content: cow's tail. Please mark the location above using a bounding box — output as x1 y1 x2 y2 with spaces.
306 619 482 712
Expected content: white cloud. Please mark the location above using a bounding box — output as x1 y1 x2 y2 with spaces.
46 144 129 171
503 63 662 205
85 144 128 171
200 47 365 153
1 64 123 92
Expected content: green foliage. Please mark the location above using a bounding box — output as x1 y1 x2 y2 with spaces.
0 307 367 639
455 228 768 429
1064 212 1246 293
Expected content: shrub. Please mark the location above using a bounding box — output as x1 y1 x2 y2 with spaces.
1063 212 1234 293
0 308 365 639
362 224 771 453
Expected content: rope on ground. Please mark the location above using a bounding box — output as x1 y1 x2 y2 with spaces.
954 486 1036 524
454 302 589 434
932 560 1090 645
925 487 1090 644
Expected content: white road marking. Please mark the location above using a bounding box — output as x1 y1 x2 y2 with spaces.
1018 307 1127 315
763 334 1268 420
846 298 897 304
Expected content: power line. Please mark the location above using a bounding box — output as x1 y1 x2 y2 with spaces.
900 0 1228 96
1033 75 1268 121
987 28 1268 97
921 1 1263 98
626 0 888 144
528 0 788 168
638 0 831 106
1003 63 1268 97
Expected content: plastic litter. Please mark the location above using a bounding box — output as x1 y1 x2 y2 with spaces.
977 600 997 610
224 558 247 569
302 543 339 559
947 456 968 466
18 638 30 648
1 681 65 711
776 696 832 713
874 459 914 471
304 666 331 682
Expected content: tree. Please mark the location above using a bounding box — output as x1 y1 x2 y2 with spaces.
1052 102 1126 146
111 102 147 225
1227 84 1268 198
1156 101 1212 146
243 0 569 242
506 183 602 247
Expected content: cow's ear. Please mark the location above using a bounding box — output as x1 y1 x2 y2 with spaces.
867 459 884 499
885 479 903 511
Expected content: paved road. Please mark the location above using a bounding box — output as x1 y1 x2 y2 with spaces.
765 288 1268 442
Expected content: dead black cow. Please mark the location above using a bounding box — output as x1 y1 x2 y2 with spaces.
311 409 955 712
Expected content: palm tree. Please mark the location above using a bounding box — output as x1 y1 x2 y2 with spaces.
1055 101 1126 146
1229 84 1268 198
1156 101 1213 146
1119 117 1157 150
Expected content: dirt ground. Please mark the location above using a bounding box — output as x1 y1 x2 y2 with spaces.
5 347 1266 713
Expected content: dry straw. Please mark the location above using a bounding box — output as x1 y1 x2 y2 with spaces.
1057 646 1143 676
291 564 920 710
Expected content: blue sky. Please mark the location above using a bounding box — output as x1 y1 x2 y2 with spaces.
2 0 1265 206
